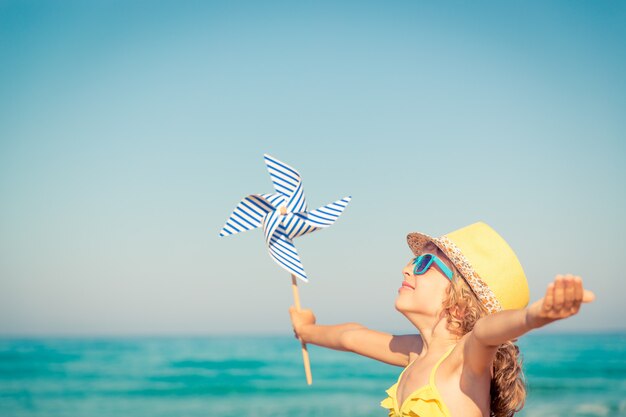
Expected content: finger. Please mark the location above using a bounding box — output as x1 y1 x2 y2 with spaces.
582 289 596 303
571 276 583 312
563 275 575 310
543 282 555 311
553 275 565 310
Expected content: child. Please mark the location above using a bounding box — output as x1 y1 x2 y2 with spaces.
289 222 595 417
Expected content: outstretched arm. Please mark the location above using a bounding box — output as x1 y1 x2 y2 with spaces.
289 306 421 367
464 274 595 376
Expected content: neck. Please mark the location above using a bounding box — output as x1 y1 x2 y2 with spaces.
403 309 460 355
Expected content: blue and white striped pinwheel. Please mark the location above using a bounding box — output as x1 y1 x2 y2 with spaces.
219 154 351 282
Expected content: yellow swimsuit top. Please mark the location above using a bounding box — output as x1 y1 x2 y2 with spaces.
380 346 455 417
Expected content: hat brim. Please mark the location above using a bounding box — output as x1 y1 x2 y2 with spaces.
407 232 442 257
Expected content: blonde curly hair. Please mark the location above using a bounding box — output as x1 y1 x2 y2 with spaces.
429 244 526 417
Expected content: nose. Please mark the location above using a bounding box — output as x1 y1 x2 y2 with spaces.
402 263 413 278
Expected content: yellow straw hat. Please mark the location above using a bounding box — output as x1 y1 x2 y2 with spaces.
407 221 529 313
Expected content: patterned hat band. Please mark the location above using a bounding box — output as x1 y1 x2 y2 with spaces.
407 234 503 314
435 236 503 314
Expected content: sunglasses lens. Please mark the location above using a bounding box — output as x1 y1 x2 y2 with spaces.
414 254 433 274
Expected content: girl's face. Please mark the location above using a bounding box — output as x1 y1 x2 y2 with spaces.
395 247 453 317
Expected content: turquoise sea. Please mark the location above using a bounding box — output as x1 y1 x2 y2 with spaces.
1 333 625 417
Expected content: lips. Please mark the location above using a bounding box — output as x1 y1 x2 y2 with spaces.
401 281 415 290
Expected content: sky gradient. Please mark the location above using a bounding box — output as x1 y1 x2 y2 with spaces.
1 1 625 335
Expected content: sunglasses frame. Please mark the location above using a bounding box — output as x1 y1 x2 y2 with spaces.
413 253 454 281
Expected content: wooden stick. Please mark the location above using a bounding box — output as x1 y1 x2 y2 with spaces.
291 274 313 385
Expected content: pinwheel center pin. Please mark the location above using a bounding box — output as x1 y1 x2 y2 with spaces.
279 206 288 215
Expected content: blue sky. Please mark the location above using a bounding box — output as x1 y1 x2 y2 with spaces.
1 1 625 335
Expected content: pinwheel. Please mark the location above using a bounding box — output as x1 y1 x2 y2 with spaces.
219 153 351 384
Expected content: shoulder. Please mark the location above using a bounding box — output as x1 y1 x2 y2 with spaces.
454 332 497 379
341 329 423 367
398 333 424 360
441 334 483 372
392 334 425 367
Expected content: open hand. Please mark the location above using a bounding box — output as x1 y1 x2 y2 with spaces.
526 274 595 329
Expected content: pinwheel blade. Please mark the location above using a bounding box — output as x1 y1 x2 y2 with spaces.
260 192 286 209
264 154 308 212
294 196 352 230
282 213 319 239
262 209 283 246
219 195 274 237
267 227 308 282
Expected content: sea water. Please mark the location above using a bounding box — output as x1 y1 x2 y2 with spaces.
1 332 625 417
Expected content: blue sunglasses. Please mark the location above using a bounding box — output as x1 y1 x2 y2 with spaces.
413 254 454 280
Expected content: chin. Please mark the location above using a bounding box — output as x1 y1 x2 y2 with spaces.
394 295 410 313
395 294 431 316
